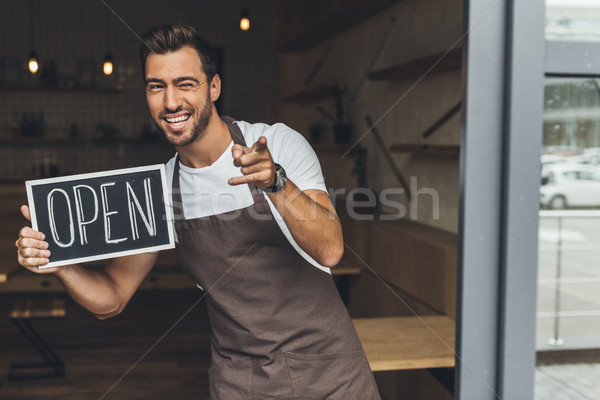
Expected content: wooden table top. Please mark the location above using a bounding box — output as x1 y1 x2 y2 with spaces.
10 299 66 319
331 253 362 276
352 315 455 371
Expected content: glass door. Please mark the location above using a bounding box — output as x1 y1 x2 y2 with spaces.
535 1 600 398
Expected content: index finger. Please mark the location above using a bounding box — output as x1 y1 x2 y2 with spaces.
251 136 268 152
232 144 251 160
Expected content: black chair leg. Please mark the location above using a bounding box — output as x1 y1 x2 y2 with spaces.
428 367 454 395
9 318 65 381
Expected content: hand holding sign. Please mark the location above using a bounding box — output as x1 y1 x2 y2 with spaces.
228 136 276 190
16 205 60 273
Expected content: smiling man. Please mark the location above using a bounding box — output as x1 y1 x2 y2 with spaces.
144 46 214 148
16 23 380 399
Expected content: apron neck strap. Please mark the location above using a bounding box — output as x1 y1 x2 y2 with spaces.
171 116 264 221
172 154 184 221
222 115 244 146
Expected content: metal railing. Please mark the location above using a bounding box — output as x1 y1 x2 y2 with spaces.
538 210 600 346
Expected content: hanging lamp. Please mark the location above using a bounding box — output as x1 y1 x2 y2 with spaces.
240 9 250 31
103 10 113 75
27 1 38 74
28 51 39 74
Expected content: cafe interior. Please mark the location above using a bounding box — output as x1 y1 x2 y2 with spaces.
0 0 468 398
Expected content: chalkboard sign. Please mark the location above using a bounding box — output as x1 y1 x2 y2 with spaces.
26 165 175 268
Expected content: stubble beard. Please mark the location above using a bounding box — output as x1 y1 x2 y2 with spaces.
156 94 213 147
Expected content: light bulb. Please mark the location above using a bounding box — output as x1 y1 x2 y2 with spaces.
28 58 39 74
103 53 113 75
28 51 39 74
103 60 113 75
240 17 250 31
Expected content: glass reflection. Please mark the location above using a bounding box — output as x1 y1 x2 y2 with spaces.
542 78 600 209
546 0 600 41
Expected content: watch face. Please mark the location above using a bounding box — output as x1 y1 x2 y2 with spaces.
276 164 287 187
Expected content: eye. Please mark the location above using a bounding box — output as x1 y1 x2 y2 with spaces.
148 84 164 91
179 82 195 88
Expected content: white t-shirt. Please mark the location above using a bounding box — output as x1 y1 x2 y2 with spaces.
164 120 331 274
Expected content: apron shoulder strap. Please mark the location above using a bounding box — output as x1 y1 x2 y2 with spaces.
172 154 185 221
222 115 245 146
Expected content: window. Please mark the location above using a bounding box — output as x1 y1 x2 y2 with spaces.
537 78 600 355
546 0 600 41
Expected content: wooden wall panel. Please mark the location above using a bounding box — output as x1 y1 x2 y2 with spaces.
368 221 457 319
340 211 457 320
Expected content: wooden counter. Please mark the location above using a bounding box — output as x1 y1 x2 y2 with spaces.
352 315 455 371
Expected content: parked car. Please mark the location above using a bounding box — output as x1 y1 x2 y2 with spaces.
540 164 600 209
541 154 568 166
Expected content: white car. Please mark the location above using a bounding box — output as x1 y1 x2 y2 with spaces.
540 164 600 209
541 154 568 165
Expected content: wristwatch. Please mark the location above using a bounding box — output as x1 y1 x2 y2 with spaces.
262 163 287 193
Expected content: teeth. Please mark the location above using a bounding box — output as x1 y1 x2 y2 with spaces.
166 115 189 123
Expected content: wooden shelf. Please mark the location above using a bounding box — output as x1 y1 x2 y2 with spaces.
275 0 402 53
0 85 122 94
331 265 362 276
281 85 342 104
0 137 166 145
390 144 459 156
332 253 363 276
369 48 462 81
310 143 350 153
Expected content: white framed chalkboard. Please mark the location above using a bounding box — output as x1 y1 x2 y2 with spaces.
26 165 175 268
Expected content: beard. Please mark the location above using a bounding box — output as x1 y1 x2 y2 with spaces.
155 90 213 147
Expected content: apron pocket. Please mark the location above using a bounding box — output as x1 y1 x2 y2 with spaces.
208 356 253 400
283 350 379 400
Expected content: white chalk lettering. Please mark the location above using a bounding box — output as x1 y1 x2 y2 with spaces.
100 182 127 244
73 184 99 245
126 178 157 240
47 188 75 248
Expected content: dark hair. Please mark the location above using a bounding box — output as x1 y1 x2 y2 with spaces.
140 23 217 81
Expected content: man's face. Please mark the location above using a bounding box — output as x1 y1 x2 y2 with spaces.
144 46 215 147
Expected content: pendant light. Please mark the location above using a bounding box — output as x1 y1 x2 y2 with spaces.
103 53 113 75
103 10 113 75
28 51 39 74
27 1 38 74
240 9 250 31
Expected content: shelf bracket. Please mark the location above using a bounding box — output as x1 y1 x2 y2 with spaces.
305 43 334 87
422 101 462 138
350 17 397 102
365 115 412 200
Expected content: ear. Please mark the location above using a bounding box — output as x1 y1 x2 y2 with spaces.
209 74 221 102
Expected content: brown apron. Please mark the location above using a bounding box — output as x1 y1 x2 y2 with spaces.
172 116 380 400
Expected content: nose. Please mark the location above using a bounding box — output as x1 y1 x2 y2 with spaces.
164 86 181 112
